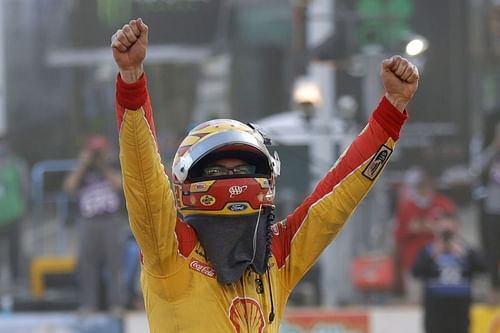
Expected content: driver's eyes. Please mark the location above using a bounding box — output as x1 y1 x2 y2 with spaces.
203 166 227 176
232 165 256 174
202 164 256 177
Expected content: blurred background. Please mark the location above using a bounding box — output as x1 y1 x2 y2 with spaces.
0 0 499 332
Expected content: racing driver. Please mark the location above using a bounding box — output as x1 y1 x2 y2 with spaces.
111 18 419 332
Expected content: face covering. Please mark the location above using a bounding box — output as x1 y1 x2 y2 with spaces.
185 205 275 284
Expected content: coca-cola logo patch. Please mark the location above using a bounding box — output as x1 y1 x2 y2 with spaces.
189 259 216 279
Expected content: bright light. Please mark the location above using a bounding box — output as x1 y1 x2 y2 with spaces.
293 78 321 106
405 38 428 56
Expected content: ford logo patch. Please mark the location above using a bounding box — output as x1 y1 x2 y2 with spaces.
228 203 248 212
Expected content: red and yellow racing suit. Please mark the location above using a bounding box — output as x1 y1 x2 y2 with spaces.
115 74 407 333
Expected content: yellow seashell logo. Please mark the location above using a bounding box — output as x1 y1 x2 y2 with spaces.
229 297 265 333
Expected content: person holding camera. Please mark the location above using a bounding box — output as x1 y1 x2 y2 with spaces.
412 213 484 333
63 135 124 313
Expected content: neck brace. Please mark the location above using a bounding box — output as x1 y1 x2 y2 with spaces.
184 206 274 284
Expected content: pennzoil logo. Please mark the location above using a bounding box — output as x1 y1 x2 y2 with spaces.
228 203 248 212
189 259 216 278
200 195 216 206
229 297 265 333
362 145 393 180
229 185 248 198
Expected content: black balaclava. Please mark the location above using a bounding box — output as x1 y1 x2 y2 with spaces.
185 205 275 284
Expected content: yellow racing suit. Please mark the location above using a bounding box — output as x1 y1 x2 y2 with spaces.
115 74 407 332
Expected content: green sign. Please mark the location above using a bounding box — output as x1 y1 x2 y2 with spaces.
72 0 222 47
237 3 291 46
97 0 208 27
356 0 414 46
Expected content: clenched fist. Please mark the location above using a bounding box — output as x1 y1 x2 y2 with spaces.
111 18 149 83
381 55 419 112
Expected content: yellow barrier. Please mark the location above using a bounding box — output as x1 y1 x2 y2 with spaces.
30 256 76 298
472 305 500 333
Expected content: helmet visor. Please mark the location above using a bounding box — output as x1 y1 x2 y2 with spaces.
173 130 279 182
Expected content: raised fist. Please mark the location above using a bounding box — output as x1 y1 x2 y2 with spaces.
380 55 419 112
111 18 149 83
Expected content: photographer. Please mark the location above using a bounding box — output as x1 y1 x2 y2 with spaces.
412 213 484 333
63 135 124 313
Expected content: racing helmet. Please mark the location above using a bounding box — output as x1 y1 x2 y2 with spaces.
172 119 280 218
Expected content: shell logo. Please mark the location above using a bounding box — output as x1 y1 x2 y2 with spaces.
228 297 265 333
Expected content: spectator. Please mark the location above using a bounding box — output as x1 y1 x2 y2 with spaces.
412 213 484 333
394 168 456 299
0 136 28 281
63 135 125 313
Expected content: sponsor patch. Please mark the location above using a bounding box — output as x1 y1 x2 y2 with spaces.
190 181 215 193
200 195 216 206
270 224 280 236
229 185 248 198
362 145 393 180
189 259 216 278
228 203 248 212
229 297 265 333
270 220 286 236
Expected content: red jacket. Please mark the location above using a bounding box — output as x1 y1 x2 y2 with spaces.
395 194 456 269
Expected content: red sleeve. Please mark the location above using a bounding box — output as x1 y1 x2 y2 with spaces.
116 73 147 110
271 96 407 288
371 96 408 140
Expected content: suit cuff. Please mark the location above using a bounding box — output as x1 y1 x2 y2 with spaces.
116 73 147 110
370 96 408 140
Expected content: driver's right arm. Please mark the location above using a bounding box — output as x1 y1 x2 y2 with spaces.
113 19 196 277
